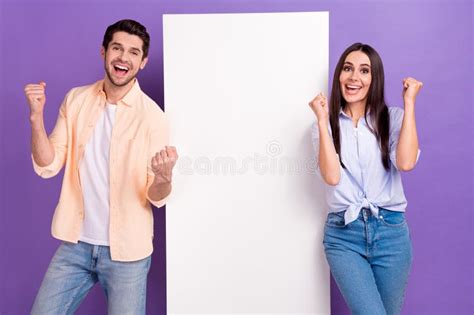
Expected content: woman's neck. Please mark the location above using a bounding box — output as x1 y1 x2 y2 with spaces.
344 101 367 127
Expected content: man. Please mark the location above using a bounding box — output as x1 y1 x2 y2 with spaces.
25 19 177 314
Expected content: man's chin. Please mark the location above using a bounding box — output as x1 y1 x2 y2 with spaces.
108 75 135 88
112 80 132 87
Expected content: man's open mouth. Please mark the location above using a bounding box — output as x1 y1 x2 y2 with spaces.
113 64 130 76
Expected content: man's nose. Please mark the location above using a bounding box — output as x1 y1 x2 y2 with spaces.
117 51 130 63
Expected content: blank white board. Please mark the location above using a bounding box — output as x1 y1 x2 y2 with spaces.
164 12 329 314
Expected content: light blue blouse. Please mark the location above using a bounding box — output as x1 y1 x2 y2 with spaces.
311 106 419 225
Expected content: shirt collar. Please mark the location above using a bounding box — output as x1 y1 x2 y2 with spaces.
339 108 371 120
94 79 142 107
339 108 373 128
339 108 352 119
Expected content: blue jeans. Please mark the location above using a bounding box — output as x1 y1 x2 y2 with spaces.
323 208 412 315
31 241 151 315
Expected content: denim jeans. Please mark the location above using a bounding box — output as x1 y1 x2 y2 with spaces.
323 208 412 315
31 241 151 315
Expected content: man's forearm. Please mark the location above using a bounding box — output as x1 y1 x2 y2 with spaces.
30 113 54 167
147 179 172 202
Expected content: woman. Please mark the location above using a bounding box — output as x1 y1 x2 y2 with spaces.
309 43 422 315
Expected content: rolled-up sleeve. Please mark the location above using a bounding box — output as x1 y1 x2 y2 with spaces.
311 121 320 166
145 111 170 208
32 97 69 178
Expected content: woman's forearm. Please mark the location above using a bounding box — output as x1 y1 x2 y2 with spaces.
396 102 419 171
318 120 341 185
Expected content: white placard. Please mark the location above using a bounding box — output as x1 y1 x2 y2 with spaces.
164 12 329 314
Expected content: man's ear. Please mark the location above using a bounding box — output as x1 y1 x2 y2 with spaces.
140 56 149 70
100 46 105 59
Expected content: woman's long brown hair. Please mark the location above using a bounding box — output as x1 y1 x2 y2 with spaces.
329 43 390 170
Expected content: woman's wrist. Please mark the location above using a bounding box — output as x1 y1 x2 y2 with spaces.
403 99 415 108
318 118 329 128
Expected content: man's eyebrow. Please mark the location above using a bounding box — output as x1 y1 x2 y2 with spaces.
109 42 142 53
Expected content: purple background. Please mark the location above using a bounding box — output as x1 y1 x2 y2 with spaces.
1 0 472 314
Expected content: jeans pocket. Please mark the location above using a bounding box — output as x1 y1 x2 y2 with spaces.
325 211 346 228
379 210 406 227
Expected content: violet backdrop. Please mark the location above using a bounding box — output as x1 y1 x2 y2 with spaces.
0 0 472 314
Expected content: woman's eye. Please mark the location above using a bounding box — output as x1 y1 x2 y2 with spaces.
361 68 370 74
343 66 352 72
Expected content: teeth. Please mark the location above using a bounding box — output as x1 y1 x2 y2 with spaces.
115 65 129 71
347 85 360 89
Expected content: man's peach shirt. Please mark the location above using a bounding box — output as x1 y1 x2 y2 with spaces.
32 79 169 261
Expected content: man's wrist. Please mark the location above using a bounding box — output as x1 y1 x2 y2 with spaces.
152 176 172 186
29 111 44 124
148 180 172 202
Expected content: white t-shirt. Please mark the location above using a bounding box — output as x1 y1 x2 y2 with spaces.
79 103 116 246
